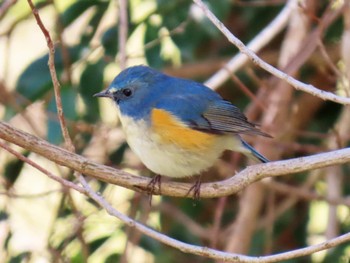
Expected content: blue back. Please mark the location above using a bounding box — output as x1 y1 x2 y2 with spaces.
108 66 220 121
107 65 269 137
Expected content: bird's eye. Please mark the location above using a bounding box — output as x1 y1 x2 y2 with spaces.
122 88 132 97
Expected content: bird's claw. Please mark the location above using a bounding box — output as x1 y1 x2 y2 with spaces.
147 175 162 205
186 178 202 200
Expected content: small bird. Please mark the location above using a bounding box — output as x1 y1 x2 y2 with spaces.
94 65 270 198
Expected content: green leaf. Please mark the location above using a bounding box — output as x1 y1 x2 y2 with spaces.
80 1 109 45
0 211 9 221
101 21 137 58
16 54 51 102
9 252 31 263
156 0 191 29
71 251 84 263
109 142 128 165
105 254 121 263
60 0 105 28
144 21 163 68
3 151 29 189
101 25 119 57
139 235 162 253
16 46 82 102
89 236 110 253
79 60 106 123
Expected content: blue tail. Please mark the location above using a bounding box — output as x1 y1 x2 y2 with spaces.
241 140 269 163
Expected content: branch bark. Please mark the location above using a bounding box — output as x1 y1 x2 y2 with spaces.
1 121 349 199
193 0 350 105
205 0 297 89
2 133 350 262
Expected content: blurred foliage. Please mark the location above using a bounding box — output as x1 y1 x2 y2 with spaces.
0 0 350 263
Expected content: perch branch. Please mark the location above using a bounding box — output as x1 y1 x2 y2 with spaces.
1 121 349 199
2 130 350 262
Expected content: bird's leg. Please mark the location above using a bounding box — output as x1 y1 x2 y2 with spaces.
187 175 202 200
147 174 162 204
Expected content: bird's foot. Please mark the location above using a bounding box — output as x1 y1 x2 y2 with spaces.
187 177 202 200
147 175 161 205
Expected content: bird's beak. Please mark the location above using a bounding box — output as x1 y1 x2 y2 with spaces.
93 90 113 98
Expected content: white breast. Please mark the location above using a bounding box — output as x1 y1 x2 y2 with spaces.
118 114 235 178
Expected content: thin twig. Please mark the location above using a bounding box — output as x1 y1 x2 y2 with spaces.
264 180 350 206
205 0 297 89
6 137 349 262
258 170 320 229
229 72 267 111
194 0 350 105
0 141 85 194
0 0 17 19
235 0 286 7
159 202 208 239
210 196 227 248
78 170 350 262
118 0 128 69
17 1 350 261
0 189 61 198
27 0 75 152
317 39 342 78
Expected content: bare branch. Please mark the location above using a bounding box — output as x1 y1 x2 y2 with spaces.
11 1 350 262
4 135 348 262
76 160 350 263
1 121 349 199
205 0 297 89
118 0 128 69
193 0 350 105
264 180 350 206
27 0 75 152
0 0 17 20
0 140 85 194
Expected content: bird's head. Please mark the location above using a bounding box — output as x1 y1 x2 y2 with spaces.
95 65 160 102
94 65 164 118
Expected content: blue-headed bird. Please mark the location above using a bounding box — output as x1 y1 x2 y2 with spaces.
94 65 270 198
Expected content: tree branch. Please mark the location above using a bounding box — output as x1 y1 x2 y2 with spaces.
16 1 350 261
118 0 128 69
205 0 297 89
1 121 349 199
2 121 350 262
193 0 350 105
27 0 74 152
0 140 85 194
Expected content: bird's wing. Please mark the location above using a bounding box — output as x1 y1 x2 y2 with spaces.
201 100 271 137
154 95 270 137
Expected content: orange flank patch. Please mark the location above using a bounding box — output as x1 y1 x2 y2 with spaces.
151 108 217 150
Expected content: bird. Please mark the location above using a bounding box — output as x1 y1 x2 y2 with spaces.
94 65 270 198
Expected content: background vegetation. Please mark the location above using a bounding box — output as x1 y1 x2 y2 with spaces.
0 0 350 262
